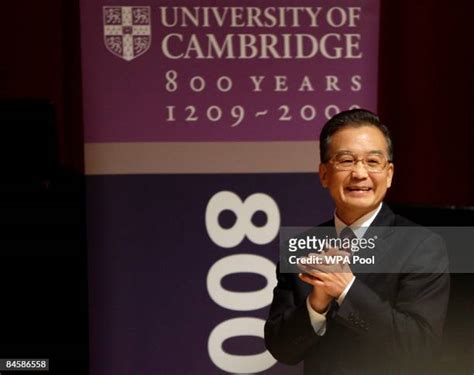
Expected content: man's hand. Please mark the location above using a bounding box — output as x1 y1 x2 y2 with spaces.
299 271 333 313
297 249 354 307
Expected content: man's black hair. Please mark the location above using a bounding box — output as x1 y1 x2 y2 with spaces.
319 108 393 163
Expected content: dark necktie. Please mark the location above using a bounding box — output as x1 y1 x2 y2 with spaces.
339 227 357 254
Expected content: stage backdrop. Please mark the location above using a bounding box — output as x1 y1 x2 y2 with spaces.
81 1 380 373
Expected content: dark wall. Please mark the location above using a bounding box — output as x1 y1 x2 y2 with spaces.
379 0 474 206
1 2 87 373
1 0 83 173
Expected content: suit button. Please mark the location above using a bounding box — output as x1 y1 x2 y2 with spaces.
349 312 355 318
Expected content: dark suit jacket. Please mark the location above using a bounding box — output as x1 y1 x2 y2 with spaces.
265 204 450 374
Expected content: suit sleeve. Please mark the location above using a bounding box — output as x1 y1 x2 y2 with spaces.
335 233 450 363
264 264 322 365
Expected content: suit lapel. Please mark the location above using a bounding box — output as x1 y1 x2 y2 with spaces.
350 204 396 275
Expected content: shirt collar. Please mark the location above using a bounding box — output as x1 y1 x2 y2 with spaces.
334 203 383 238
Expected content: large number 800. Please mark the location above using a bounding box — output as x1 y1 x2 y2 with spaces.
205 191 280 373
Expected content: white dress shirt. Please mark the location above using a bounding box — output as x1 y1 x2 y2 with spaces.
306 203 383 335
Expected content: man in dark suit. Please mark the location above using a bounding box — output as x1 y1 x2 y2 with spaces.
264 109 450 374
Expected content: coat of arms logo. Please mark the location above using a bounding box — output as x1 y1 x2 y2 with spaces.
103 6 151 61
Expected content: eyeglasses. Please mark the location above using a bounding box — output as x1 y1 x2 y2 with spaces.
328 152 391 173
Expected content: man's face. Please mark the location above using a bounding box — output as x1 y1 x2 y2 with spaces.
319 125 394 224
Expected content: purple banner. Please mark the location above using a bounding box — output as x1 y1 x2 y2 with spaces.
81 1 380 373
81 1 380 142
87 174 333 374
